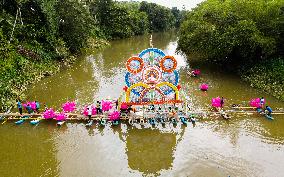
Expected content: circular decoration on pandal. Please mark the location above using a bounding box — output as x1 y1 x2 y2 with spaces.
126 57 144 74
160 56 177 73
162 70 179 86
142 66 162 84
139 48 165 67
125 72 143 96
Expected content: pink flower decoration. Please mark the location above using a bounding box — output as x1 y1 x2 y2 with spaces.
200 83 209 91
23 101 37 110
193 69 201 76
108 111 120 121
62 101 76 113
250 98 265 107
102 100 112 112
55 112 67 121
43 108 56 119
212 97 221 107
120 103 128 110
82 105 97 116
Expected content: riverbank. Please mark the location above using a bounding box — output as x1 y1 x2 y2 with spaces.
0 39 109 111
241 58 284 101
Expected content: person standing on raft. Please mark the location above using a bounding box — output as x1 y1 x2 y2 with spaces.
17 100 22 115
35 101 40 113
26 104 33 114
96 101 102 114
87 106 92 121
265 106 273 116
260 97 265 108
220 97 225 108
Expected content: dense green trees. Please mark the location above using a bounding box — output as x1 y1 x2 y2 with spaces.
0 0 182 109
178 0 283 100
178 0 283 64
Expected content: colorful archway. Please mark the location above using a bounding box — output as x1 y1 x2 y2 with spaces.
156 82 179 100
126 82 150 102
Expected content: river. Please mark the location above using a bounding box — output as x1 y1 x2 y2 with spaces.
0 31 284 177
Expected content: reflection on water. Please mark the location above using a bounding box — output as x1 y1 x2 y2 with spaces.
0 31 283 177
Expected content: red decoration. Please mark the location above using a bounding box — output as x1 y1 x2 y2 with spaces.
160 56 177 73
177 84 181 90
126 57 144 74
123 86 128 92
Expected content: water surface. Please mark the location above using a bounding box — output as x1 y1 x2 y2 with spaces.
1 31 284 177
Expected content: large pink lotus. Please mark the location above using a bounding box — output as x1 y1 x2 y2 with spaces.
102 100 112 112
212 97 221 107
62 101 76 113
250 98 265 107
43 108 56 119
108 111 120 121
193 69 201 76
120 103 128 110
200 83 209 91
55 112 67 121
23 101 37 110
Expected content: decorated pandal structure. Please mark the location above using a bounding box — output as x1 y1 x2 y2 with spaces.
1 47 284 126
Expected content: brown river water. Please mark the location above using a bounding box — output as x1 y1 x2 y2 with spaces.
0 31 284 177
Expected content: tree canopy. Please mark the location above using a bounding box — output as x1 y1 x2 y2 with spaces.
178 0 283 65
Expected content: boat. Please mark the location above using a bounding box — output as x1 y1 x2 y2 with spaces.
264 114 274 120
15 116 29 125
30 119 41 125
85 120 94 127
57 121 65 126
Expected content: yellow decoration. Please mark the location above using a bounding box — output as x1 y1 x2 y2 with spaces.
156 82 179 100
126 82 150 102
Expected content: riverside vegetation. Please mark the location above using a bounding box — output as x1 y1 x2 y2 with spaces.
0 0 185 110
178 0 283 100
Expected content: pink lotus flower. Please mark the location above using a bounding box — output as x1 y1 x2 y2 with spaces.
82 105 97 116
55 112 67 121
62 101 76 113
108 111 120 121
200 83 209 91
120 103 128 110
43 108 56 119
193 69 201 76
23 101 37 110
212 97 221 107
250 98 265 107
102 100 112 112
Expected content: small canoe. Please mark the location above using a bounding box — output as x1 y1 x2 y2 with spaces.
85 120 93 127
149 118 156 125
15 116 29 125
15 119 25 125
30 119 40 125
171 118 178 125
57 121 65 126
264 114 274 120
112 120 119 126
180 117 188 125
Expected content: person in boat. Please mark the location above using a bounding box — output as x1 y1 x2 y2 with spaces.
35 101 40 113
43 103 48 111
17 100 23 115
265 106 273 116
115 99 118 109
26 104 33 114
96 101 102 114
260 97 265 108
220 97 225 108
87 106 92 121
